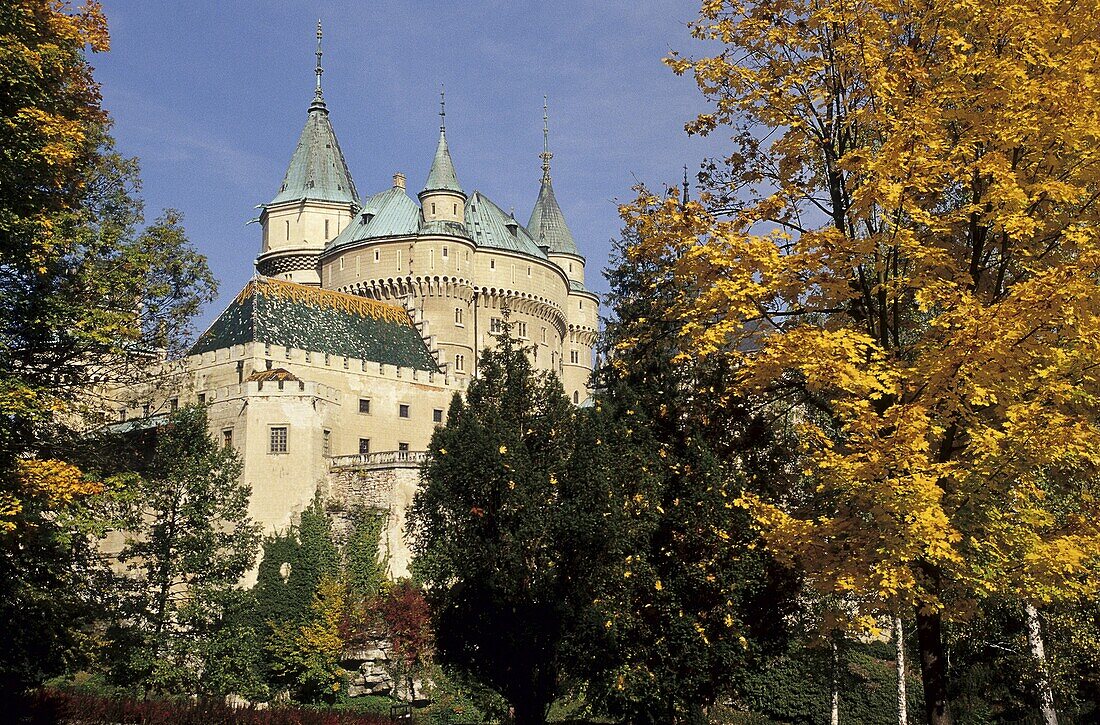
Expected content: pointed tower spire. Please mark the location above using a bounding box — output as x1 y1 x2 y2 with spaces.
528 96 579 257
421 85 464 196
309 20 327 113
266 22 357 206
682 165 690 205
540 95 553 182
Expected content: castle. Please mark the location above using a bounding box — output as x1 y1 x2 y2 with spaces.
107 25 598 578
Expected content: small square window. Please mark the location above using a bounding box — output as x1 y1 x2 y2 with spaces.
433 408 443 423
359 438 371 454
398 442 410 452
197 392 206 405
399 404 410 418
270 426 288 454
359 398 371 414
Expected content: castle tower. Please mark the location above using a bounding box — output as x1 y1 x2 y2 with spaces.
528 98 585 285
256 21 359 286
527 98 597 403
418 89 467 229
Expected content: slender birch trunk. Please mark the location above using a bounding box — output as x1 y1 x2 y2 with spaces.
895 615 908 725
831 638 840 725
1024 602 1059 725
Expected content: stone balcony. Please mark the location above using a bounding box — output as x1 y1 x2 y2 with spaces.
328 450 429 471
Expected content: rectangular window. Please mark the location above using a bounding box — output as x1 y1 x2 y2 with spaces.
430 249 435 269
339 257 344 270
169 397 179 412
442 246 449 258
396 249 403 268
325 218 330 239
399 403 410 418
490 259 495 270
454 307 464 326
269 426 288 454
490 317 503 334
541 327 547 343
518 321 528 338
433 408 443 423
571 350 580 364
527 265 532 277
398 442 410 452
455 354 465 372
359 398 371 414
197 392 206 405
223 428 234 449
374 249 380 262
323 429 331 456
118 408 127 423
359 438 371 454
356 255 361 276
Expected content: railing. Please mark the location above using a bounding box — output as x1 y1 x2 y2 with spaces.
328 450 429 469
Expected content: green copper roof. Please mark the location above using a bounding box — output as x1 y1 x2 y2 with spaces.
190 278 438 371
466 191 546 259
421 129 463 196
268 96 359 206
527 176 579 257
327 185 420 250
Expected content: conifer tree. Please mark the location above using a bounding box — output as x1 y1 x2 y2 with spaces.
410 327 591 725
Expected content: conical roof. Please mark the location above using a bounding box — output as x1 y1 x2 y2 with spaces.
527 176 579 256
268 95 359 206
421 129 464 196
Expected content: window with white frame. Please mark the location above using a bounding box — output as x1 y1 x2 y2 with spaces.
518 321 527 338
570 349 580 364
490 317 503 334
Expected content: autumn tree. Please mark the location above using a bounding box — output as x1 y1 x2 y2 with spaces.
0 1 215 694
110 406 259 694
629 2 1100 723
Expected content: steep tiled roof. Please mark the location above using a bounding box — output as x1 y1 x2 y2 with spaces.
268 97 358 206
327 186 420 249
527 176 579 257
465 191 546 259
190 278 438 370
422 129 463 195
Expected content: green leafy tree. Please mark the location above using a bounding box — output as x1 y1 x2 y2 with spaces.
410 329 597 725
110 406 260 694
0 1 215 695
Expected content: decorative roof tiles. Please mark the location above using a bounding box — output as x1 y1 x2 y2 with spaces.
190 278 438 371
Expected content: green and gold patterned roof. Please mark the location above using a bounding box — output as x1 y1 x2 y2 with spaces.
190 278 438 370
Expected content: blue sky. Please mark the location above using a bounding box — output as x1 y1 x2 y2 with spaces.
93 1 726 334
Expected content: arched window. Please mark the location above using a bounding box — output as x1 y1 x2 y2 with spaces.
573 391 579 404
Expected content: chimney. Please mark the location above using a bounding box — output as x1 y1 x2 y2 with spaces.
393 172 406 190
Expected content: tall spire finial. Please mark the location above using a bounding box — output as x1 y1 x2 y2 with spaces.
439 85 446 134
540 95 553 182
315 20 324 94
682 165 690 205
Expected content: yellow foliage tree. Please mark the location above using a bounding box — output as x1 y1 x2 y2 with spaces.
629 1 1100 722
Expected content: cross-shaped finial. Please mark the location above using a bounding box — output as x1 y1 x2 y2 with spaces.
439 85 446 133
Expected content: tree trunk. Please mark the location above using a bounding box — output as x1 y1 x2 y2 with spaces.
895 615 908 725
915 607 954 725
831 638 840 725
1024 602 1059 725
